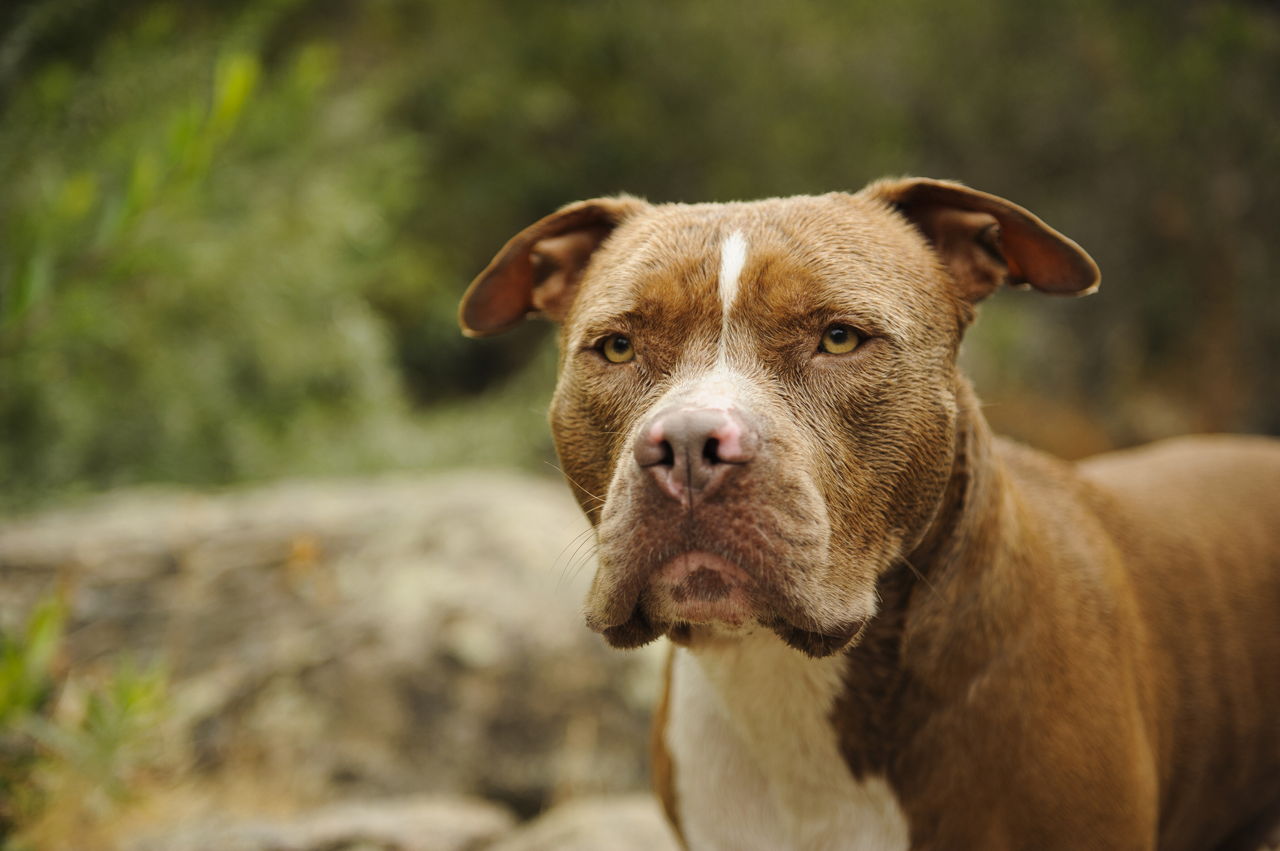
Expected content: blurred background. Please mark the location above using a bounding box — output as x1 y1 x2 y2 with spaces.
1 1 1277 848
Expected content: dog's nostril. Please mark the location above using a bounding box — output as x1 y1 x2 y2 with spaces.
633 428 675 469
658 439 675 467
703 437 721 465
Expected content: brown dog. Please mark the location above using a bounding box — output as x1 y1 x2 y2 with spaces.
459 178 1280 850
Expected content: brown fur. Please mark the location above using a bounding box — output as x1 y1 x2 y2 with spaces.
459 178 1280 849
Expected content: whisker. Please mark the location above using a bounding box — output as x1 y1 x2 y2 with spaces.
564 537 601 583
900 554 939 597
553 525 598 586
561 533 599 585
543 460 605 504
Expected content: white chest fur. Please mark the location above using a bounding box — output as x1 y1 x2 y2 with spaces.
665 631 910 851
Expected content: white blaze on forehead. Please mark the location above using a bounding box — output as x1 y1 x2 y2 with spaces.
717 230 748 366
718 230 748 313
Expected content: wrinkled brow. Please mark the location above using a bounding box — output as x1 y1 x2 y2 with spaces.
733 252 916 342
573 253 720 340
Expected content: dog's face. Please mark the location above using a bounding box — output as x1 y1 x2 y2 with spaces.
461 179 1097 657
548 195 969 657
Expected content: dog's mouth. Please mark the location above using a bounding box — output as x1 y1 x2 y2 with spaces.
585 549 868 658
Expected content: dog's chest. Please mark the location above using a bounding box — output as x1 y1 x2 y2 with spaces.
665 633 910 851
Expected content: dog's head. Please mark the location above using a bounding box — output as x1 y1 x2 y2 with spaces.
460 179 1098 657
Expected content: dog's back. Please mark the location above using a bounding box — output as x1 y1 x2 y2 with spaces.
1078 436 1280 850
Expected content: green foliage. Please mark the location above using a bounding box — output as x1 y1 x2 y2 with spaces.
0 598 64 731
0 596 169 845
0 6 435 501
21 660 168 809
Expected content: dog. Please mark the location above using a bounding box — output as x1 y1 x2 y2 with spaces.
458 178 1280 850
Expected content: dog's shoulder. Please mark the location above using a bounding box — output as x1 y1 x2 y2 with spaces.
989 435 1102 526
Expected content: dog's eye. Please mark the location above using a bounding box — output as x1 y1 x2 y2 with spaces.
818 324 861 355
600 333 636 364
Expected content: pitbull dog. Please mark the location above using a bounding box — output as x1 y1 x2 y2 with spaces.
458 178 1280 850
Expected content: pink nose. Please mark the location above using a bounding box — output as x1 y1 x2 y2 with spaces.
633 406 757 504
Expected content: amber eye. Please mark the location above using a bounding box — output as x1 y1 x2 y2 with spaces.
819 324 861 355
601 333 635 364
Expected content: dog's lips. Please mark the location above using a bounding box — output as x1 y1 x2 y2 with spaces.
589 551 870 657
648 551 756 626
585 486 864 656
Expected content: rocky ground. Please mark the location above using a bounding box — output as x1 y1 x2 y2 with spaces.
120 794 678 851
0 471 677 850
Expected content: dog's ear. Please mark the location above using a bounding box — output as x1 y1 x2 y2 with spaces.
868 177 1100 303
459 196 648 337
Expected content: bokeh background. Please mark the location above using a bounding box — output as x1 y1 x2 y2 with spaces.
1 1 1278 848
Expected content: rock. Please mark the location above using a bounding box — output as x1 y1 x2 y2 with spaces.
0 472 665 815
124 795 516 851
488 795 679 851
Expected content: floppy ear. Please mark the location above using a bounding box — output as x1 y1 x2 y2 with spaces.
867 177 1100 303
459 196 648 337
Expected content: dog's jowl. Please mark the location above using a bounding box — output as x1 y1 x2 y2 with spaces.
459 178 1280 851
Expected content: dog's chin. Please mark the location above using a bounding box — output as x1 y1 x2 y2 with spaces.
647 551 757 623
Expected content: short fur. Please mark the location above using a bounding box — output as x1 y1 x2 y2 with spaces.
459 178 1280 850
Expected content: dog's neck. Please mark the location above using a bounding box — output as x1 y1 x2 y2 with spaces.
907 378 1003 572
833 377 1019 777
